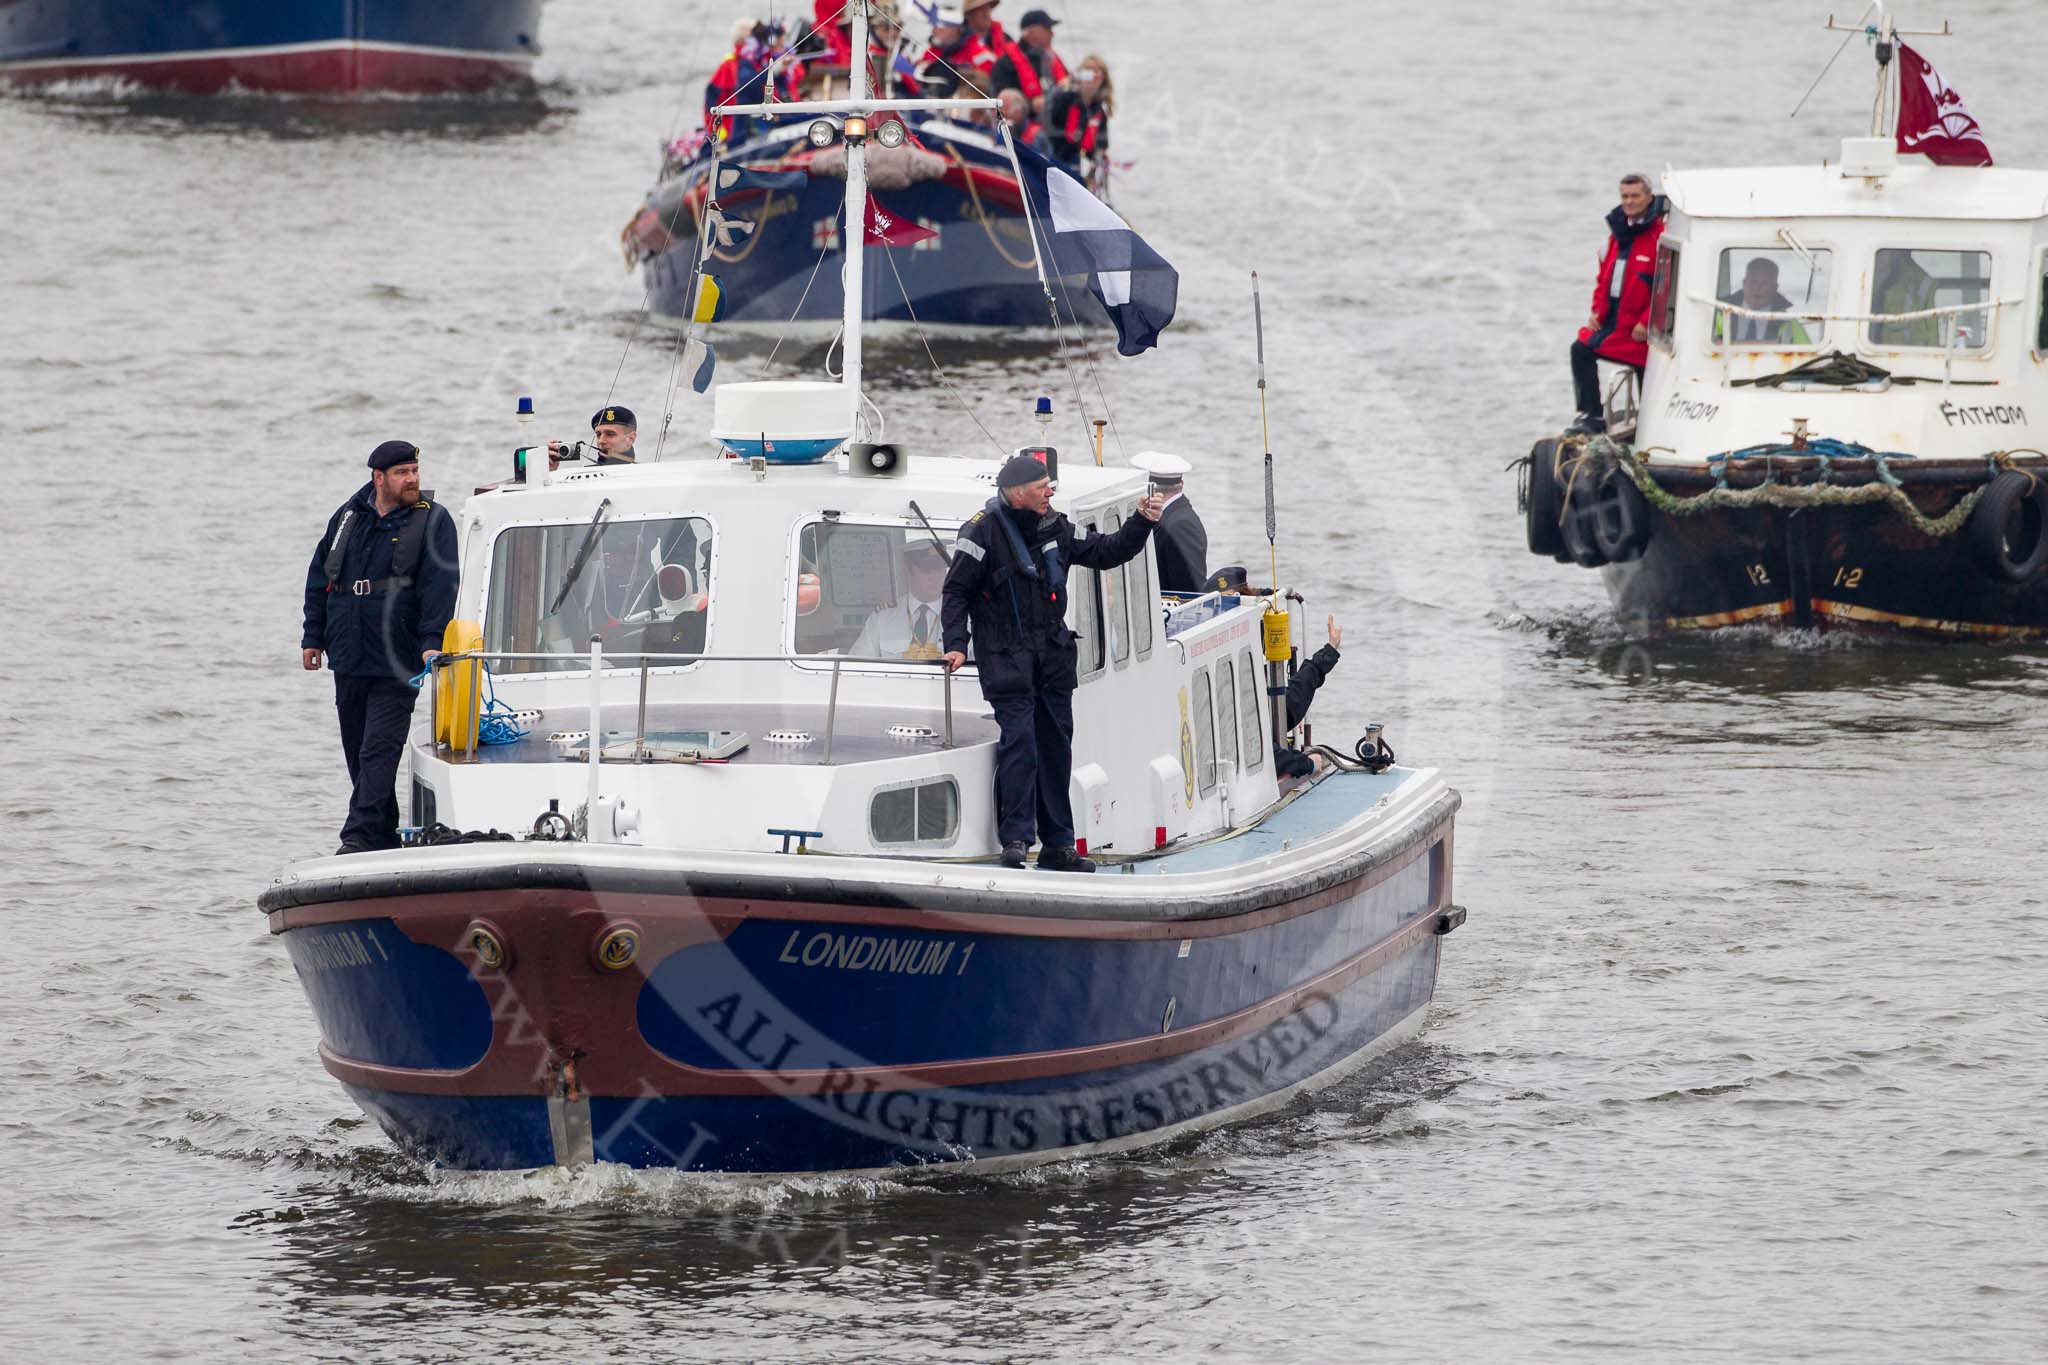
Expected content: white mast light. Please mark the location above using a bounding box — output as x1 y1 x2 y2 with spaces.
807 118 838 148
875 119 906 149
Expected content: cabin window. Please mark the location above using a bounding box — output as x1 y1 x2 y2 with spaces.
1104 512 1133 666
485 515 713 673
1072 519 1106 681
1237 648 1264 772
790 519 961 664
869 777 960 847
1868 247 1992 350
1215 656 1239 775
1129 506 1155 659
1648 240 1682 347
1192 670 1218 795
1712 247 1830 347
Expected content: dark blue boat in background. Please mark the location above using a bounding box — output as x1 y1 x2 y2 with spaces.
624 115 1104 330
0 0 544 94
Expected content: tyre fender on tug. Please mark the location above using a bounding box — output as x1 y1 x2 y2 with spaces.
1967 470 2048 583
1589 464 1652 564
1523 437 1568 559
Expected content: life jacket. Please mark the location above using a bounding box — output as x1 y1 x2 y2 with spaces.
975 497 1068 648
326 497 435 596
1059 98 1104 154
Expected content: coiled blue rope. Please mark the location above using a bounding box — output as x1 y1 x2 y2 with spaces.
408 658 530 746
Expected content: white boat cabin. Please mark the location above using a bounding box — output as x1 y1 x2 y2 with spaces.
1636 138 2048 463
416 412 1286 862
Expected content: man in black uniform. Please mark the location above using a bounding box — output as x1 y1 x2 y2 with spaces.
1133 452 1206 593
301 440 460 854
548 405 639 468
941 454 1164 872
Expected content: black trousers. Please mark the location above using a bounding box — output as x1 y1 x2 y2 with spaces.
1570 339 1643 421
334 674 419 850
990 687 1078 847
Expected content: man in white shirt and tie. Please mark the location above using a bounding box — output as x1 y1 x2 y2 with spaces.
850 538 950 659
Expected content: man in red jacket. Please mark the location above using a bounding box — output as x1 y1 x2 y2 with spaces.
1569 173 1667 434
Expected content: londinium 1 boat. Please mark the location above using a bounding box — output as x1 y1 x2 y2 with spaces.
259 0 1464 1174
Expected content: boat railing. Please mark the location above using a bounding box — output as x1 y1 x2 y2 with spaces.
1692 293 2023 328
425 646 956 767
1692 292 2025 382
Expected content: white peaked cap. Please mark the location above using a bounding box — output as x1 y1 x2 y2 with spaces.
1130 451 1193 481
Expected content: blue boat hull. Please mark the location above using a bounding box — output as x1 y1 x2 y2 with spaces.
261 779 1462 1173
632 121 1105 330
0 1 544 93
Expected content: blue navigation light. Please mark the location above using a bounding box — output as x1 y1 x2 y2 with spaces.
1035 396 1053 415
516 396 534 415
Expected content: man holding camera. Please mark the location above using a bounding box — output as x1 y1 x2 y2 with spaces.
548 406 639 469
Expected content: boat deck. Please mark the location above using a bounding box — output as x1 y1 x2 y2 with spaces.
1132 767 1412 876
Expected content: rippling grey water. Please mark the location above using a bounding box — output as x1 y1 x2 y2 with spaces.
4 1 2045 1359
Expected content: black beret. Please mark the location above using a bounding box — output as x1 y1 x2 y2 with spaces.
591 406 637 430
367 439 419 470
997 453 1050 488
1210 565 1249 592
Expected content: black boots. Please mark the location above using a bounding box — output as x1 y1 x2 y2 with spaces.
1037 845 1097 874
1000 841 1028 869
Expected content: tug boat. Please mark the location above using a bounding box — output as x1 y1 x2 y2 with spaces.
259 2 1464 1174
1519 9 2048 639
0 1 544 95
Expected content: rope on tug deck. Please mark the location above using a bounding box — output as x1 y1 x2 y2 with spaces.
1566 435 2047 541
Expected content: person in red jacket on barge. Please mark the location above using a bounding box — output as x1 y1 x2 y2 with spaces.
1568 173 1667 434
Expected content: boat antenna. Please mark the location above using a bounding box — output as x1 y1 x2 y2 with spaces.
1253 271 1277 592
1820 2 1955 136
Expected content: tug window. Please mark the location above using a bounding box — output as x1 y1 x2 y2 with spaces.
1648 240 1682 347
2035 252 2048 352
869 778 960 847
1713 247 1830 346
790 519 961 663
1215 656 1239 775
486 516 712 673
1104 512 1132 666
1237 648 1264 772
1192 670 1218 795
1869 247 1991 349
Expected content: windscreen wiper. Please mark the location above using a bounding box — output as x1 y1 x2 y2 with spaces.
546 497 614 617
906 499 953 566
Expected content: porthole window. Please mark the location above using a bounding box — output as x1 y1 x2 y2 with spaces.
869 778 961 847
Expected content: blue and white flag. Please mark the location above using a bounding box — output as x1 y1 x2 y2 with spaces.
1010 140 1178 356
715 162 809 198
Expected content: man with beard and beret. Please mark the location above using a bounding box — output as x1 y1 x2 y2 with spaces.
301 440 460 854
549 405 639 469
941 454 1164 872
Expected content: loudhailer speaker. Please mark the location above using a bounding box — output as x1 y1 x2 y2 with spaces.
849 442 905 477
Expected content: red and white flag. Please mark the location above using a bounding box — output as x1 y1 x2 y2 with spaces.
864 196 938 248
1896 43 1993 167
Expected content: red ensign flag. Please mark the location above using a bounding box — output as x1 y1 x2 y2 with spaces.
865 196 938 247
1896 43 1993 167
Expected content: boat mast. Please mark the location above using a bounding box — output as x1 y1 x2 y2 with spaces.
844 0 870 437
1824 2 1956 139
